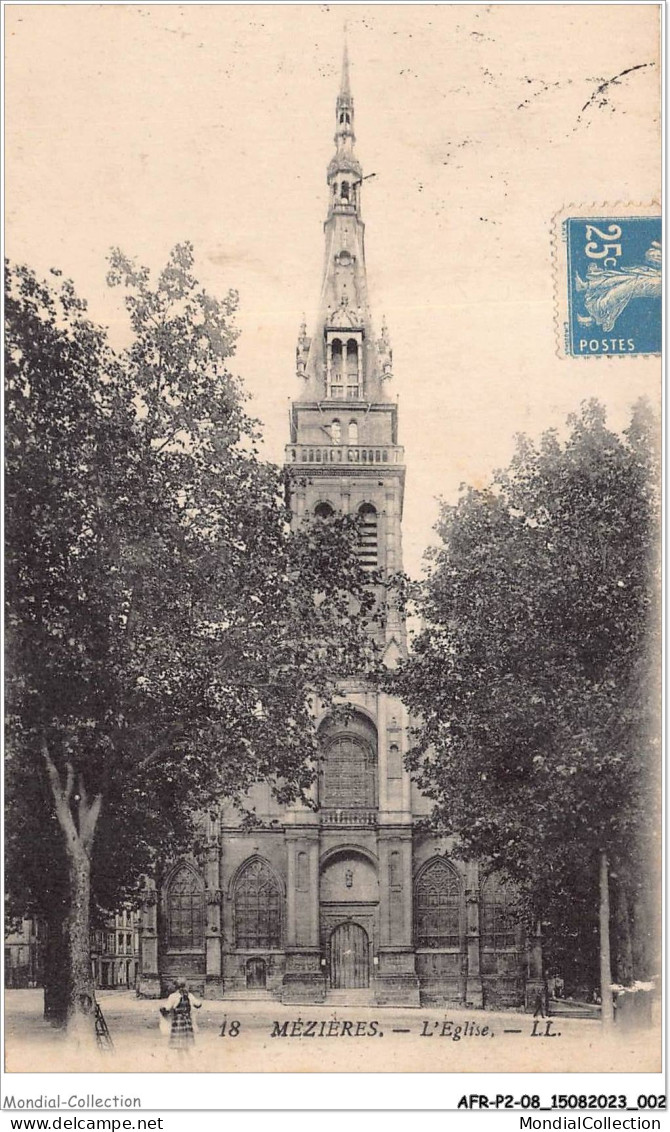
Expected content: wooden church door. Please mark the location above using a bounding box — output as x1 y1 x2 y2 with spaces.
246 957 267 989
329 922 369 988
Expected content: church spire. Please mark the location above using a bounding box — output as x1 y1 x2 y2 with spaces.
294 41 392 403
329 39 360 215
340 37 351 99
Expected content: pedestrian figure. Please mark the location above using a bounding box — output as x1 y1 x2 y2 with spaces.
161 980 202 1054
533 990 545 1019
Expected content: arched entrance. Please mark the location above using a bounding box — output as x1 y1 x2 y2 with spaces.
329 922 370 989
246 957 267 989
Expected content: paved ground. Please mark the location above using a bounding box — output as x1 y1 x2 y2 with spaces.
4 989 661 1075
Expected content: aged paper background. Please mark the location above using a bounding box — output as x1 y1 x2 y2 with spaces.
4 2 661 1076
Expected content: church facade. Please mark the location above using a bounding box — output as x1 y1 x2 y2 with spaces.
138 51 542 1009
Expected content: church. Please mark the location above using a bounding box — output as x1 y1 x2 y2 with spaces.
138 49 542 1010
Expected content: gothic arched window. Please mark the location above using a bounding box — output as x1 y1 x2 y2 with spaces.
414 859 463 949
481 874 518 950
341 181 350 201
167 866 204 951
348 420 358 445
358 503 378 570
346 339 359 398
234 858 282 950
331 419 342 444
330 338 343 399
322 735 376 808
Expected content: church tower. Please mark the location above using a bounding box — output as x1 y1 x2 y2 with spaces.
282 45 420 1006
287 45 402 613
140 45 536 1012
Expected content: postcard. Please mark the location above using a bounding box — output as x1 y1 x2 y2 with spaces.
4 2 662 1088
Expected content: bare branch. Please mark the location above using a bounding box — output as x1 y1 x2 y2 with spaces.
41 741 79 848
152 431 181 455
77 773 88 812
64 760 75 806
80 792 103 853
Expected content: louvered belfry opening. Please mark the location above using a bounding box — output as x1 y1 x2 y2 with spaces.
346 338 359 398
357 503 378 570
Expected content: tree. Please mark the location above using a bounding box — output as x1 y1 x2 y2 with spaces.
5 247 377 1040
390 400 660 1022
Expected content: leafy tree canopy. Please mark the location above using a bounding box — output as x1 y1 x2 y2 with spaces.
5 246 377 941
390 400 660 985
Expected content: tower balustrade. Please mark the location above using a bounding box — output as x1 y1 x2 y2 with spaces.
285 443 404 466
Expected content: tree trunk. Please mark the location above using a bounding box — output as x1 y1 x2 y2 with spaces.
65 844 97 1043
42 743 102 1046
631 888 651 981
599 850 614 1028
43 905 70 1025
614 874 634 987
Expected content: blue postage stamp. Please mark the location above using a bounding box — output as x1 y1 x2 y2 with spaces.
562 213 661 357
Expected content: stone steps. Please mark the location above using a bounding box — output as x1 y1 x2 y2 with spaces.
223 989 275 1000
326 989 374 1006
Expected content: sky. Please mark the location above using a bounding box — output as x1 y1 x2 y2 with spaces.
6 3 661 577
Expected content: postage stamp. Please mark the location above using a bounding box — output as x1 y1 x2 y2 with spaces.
555 207 661 357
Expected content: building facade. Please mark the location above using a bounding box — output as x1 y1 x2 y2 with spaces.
90 909 140 991
4 911 140 991
138 50 542 1009
4 918 44 988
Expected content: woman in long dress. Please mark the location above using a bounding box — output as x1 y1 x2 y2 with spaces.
161 980 202 1051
